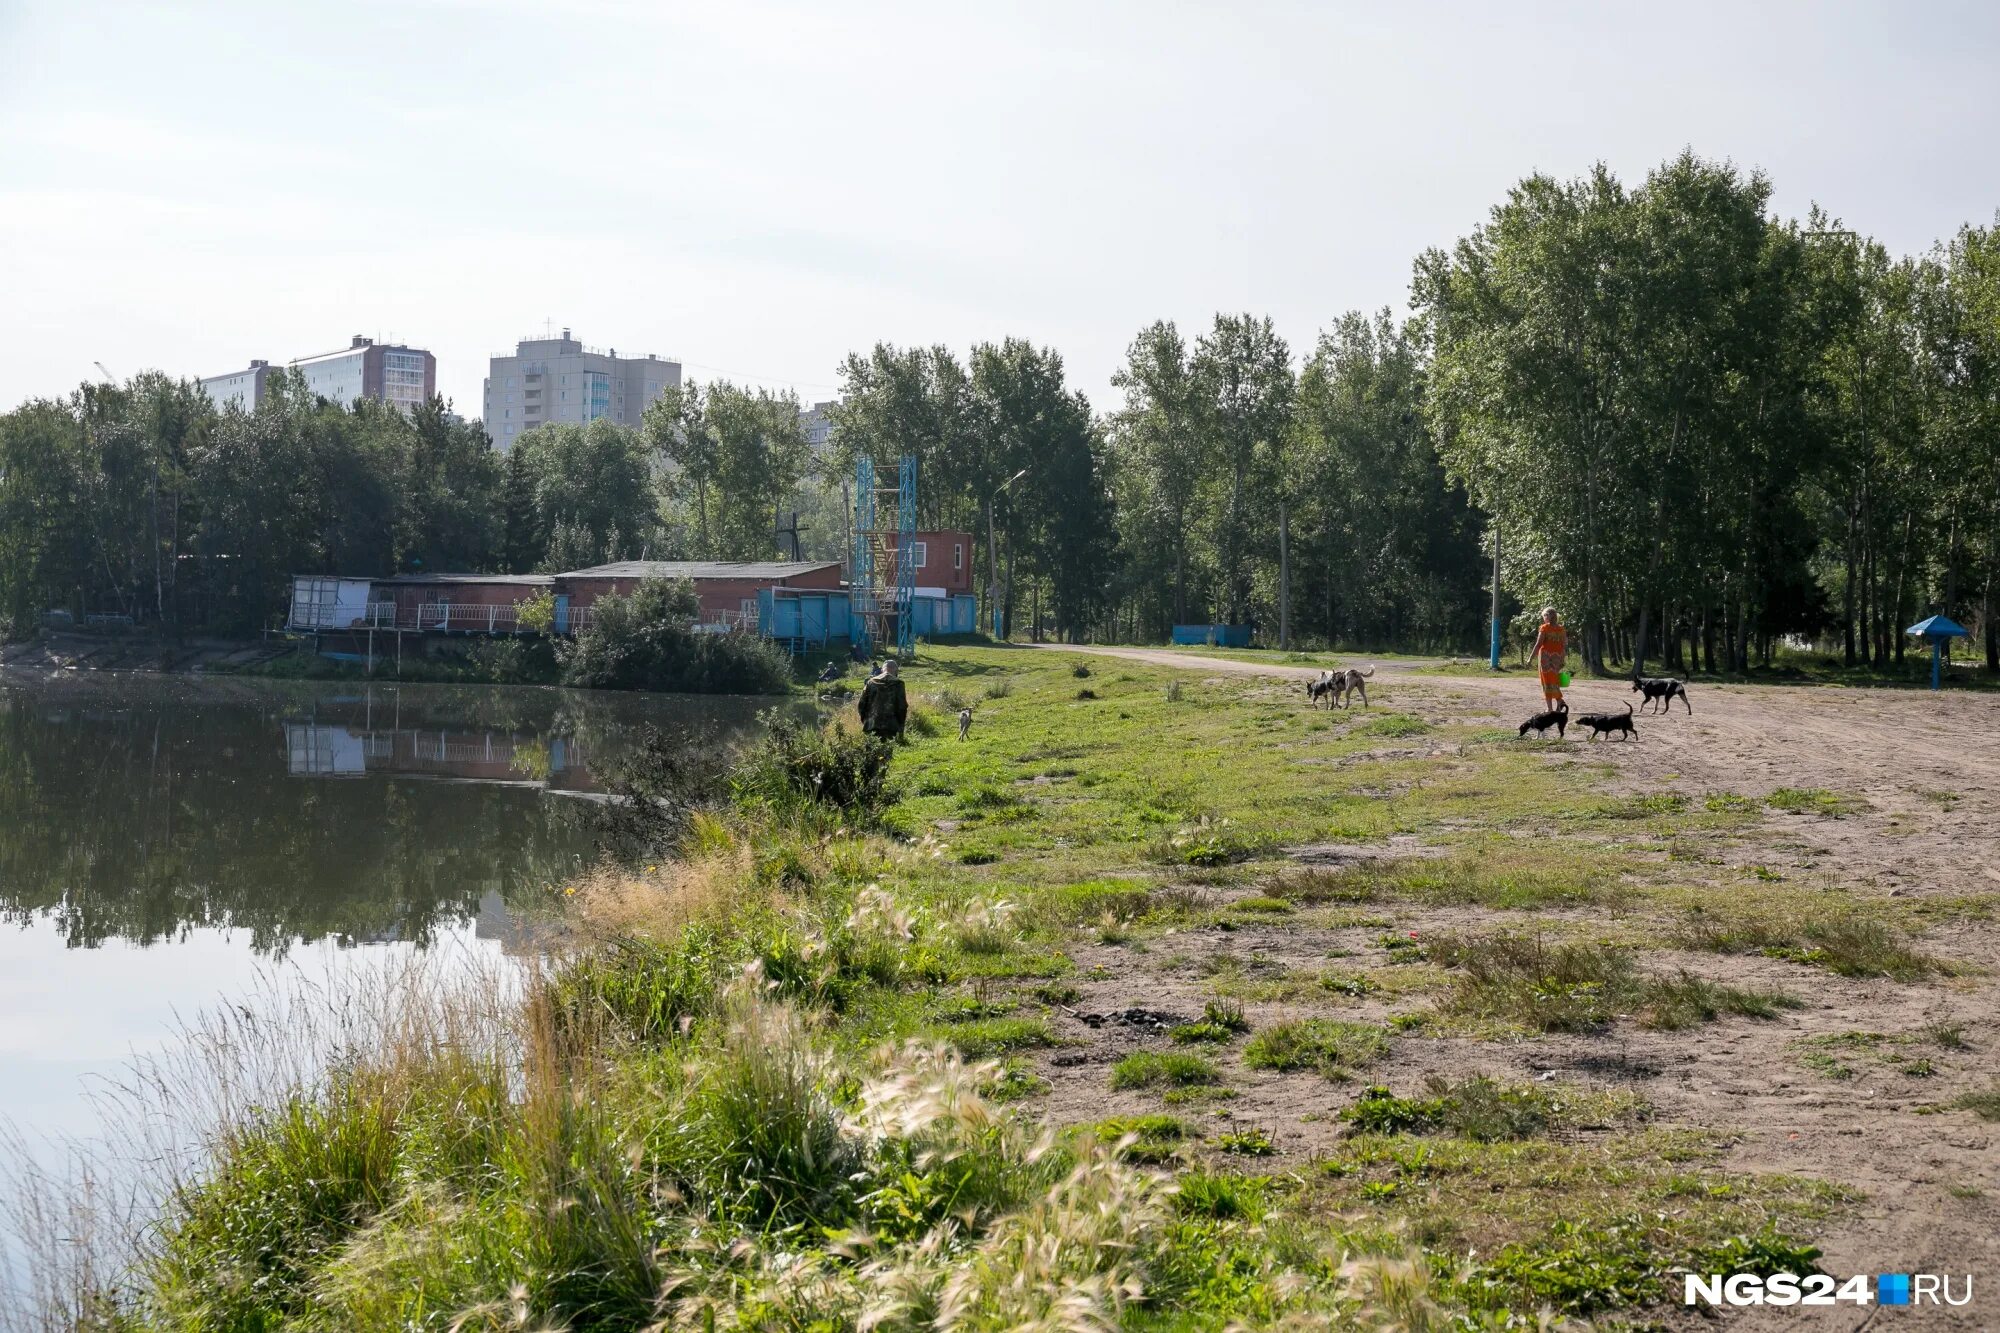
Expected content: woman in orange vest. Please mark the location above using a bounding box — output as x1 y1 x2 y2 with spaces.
1532 606 1567 710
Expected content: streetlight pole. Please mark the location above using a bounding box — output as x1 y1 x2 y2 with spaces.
987 468 1027 640
1489 520 1502 670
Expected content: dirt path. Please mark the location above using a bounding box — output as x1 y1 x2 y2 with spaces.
1025 643 2000 1327
1033 642 2000 906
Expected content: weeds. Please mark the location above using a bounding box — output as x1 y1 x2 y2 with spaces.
1109 1051 1223 1090
1092 1114 1189 1164
1430 932 1798 1033
1243 1019 1389 1078
1765 787 1863 817
1675 907 1942 980
1344 1076 1649 1141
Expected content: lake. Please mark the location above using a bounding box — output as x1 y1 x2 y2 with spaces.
0 672 771 1182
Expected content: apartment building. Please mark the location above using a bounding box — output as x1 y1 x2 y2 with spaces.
482 329 681 448
199 336 436 414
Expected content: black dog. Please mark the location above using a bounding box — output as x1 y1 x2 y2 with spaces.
1518 702 1568 738
1576 701 1638 741
1306 675 1338 708
1631 676 1691 714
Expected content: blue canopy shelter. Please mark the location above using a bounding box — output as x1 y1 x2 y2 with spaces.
1906 614 1970 691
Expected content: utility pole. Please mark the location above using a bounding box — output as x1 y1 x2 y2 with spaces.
1489 522 1503 670
1278 502 1290 650
987 468 1027 639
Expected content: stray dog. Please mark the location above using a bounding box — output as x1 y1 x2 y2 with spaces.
1631 675 1691 714
1305 673 1339 708
1518 701 1568 738
1331 666 1374 709
957 708 974 741
1576 701 1638 741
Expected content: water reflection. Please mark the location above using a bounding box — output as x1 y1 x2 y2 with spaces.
0 675 766 953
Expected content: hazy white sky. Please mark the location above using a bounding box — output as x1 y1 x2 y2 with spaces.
3 0 1998 419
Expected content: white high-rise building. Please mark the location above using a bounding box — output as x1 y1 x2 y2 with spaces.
199 337 436 414
483 329 681 449
799 400 836 455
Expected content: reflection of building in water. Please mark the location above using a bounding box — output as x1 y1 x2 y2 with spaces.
283 723 604 793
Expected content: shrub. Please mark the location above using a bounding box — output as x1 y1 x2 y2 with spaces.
732 713 896 823
593 726 738 857
1243 1019 1388 1078
564 577 792 694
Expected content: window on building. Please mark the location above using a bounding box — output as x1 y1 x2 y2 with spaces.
912 541 928 568
560 390 567 400
954 542 964 571
504 409 511 418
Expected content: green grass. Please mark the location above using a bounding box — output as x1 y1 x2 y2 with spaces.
1428 932 1801 1034
1674 906 1944 980
1243 1019 1390 1078
1344 1076 1650 1142
1092 1113 1191 1163
937 1014 1059 1057
1109 1050 1224 1090
1764 787 1864 817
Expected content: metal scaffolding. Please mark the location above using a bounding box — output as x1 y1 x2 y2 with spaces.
851 455 917 656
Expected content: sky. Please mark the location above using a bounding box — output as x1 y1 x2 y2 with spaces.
3 0 1998 420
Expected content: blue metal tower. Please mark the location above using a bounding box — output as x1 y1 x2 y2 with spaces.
895 454 917 656
850 455 917 657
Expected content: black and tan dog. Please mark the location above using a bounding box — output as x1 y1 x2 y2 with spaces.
1576 701 1638 741
1631 675 1691 715
1518 701 1568 739
1330 666 1374 709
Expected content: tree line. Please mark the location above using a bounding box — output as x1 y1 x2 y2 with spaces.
3 149 1995 669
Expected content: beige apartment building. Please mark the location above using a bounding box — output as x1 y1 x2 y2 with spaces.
482 329 681 449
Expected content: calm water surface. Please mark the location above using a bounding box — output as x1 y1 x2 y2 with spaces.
0 672 767 1157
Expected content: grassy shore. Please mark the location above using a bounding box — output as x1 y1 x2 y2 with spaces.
49 643 1991 1330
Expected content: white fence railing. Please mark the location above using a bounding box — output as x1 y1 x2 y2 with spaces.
336 601 595 635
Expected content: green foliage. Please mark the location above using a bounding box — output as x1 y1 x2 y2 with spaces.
1676 907 1941 980
149 1085 400 1325
1340 1075 1642 1142
730 713 897 823
643 380 813 560
1764 786 1863 817
1243 1019 1389 1077
1092 1114 1189 1164
1109 1050 1223 1090
1432 932 1801 1032
563 577 792 694
1215 1127 1276 1156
